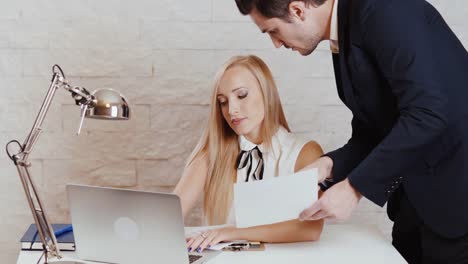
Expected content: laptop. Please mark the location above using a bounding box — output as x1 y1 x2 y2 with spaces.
66 184 220 264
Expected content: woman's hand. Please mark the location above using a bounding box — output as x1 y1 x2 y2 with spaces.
186 226 238 253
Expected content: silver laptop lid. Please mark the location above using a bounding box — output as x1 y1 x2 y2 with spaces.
67 184 189 264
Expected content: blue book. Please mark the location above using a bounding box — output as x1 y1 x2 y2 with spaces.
20 224 75 251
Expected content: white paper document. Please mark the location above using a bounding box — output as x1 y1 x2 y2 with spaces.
234 169 318 228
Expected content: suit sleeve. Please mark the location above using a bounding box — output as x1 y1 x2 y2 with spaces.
346 1 448 206
325 116 376 184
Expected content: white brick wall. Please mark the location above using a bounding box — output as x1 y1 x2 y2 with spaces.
0 0 466 262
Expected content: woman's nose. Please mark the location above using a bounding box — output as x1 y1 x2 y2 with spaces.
229 101 240 115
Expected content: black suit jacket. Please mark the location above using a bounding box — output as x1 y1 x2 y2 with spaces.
326 0 468 238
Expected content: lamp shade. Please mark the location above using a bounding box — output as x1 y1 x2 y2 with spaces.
85 88 130 120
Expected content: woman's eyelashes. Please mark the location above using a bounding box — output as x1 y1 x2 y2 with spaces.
217 91 248 106
238 91 248 99
218 98 227 106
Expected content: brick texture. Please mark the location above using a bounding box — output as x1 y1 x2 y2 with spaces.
0 0 465 262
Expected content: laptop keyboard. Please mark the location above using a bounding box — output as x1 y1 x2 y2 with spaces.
189 254 203 263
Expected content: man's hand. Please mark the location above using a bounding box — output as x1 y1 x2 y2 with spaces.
300 156 334 183
299 178 362 221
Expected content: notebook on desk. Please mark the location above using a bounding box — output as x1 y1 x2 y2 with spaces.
67 184 220 264
20 224 75 251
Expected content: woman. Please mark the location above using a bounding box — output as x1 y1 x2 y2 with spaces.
174 55 324 253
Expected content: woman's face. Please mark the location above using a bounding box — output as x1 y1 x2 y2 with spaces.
217 65 265 143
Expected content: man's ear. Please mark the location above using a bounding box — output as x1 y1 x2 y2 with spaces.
288 1 308 21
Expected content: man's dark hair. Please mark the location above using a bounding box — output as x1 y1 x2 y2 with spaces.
235 0 327 19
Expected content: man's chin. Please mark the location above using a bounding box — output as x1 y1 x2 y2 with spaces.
299 42 320 56
300 47 316 56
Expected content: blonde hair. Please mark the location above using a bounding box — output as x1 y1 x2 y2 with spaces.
187 55 290 225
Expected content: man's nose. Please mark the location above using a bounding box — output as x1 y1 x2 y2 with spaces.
271 37 283 49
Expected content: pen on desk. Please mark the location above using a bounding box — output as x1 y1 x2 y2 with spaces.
54 225 73 237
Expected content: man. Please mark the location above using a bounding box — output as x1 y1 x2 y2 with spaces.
235 0 468 263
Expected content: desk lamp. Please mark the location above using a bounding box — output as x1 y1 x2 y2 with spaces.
5 65 130 263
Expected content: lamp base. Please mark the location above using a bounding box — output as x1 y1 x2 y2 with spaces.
47 257 91 264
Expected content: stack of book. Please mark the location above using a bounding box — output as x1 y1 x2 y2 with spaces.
20 224 75 251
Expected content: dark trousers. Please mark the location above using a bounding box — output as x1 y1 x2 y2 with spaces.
388 187 468 264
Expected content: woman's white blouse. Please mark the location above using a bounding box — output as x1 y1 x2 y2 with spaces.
224 126 309 226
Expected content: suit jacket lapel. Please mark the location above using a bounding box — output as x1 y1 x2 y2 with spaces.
335 0 361 117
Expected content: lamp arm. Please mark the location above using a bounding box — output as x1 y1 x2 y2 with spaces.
5 65 94 263
21 70 61 158
22 68 94 157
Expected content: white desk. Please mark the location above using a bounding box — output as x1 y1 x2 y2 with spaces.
17 224 406 264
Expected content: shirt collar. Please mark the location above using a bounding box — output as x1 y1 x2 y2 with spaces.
330 0 339 53
238 126 287 156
